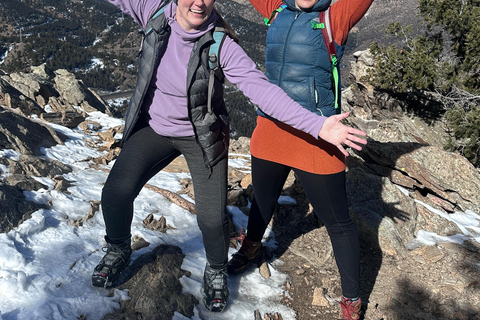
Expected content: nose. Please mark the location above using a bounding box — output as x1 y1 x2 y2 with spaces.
192 0 205 6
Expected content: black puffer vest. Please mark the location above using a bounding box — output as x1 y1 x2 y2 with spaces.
122 9 229 168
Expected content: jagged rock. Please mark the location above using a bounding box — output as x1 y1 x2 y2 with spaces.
143 214 175 233
30 64 50 79
228 165 248 186
0 78 44 115
85 200 101 222
227 188 247 206
3 69 59 106
179 178 194 199
0 183 48 233
357 140 480 213
4 174 49 191
264 312 283 320
345 49 450 149
97 129 116 142
40 110 86 128
78 120 102 132
52 176 73 193
229 136 250 153
132 235 150 251
312 287 330 307
240 173 252 189
103 244 198 320
46 96 78 113
0 105 63 155
53 69 111 114
258 258 271 279
8 154 72 178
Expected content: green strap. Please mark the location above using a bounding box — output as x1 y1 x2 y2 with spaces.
319 8 340 111
264 4 287 26
311 19 325 30
331 55 339 110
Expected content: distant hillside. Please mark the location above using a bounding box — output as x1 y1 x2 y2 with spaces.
0 0 425 137
0 0 425 88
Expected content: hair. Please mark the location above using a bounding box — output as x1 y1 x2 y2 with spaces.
213 8 239 43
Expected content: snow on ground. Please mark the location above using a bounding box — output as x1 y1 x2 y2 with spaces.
0 110 478 320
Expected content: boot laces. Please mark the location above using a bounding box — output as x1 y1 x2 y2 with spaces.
340 297 360 320
205 268 227 290
101 244 129 266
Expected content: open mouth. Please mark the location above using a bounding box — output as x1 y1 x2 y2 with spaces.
190 9 205 14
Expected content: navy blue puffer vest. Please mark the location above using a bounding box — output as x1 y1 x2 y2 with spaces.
261 0 345 118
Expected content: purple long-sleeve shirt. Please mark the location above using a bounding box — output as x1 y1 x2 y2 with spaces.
108 0 326 138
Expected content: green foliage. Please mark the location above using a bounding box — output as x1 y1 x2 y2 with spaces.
368 0 480 167
369 23 445 93
445 105 480 166
224 87 258 138
418 0 480 92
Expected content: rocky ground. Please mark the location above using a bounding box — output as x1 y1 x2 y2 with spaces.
264 207 480 320
224 161 480 320
226 134 480 320
2 51 480 320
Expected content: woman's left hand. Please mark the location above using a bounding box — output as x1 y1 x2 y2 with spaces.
318 112 367 156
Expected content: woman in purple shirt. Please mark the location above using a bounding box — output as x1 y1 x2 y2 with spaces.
93 0 367 312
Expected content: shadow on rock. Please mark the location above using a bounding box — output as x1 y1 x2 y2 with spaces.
104 244 198 320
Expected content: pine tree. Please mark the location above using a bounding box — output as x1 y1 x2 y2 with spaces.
368 0 480 167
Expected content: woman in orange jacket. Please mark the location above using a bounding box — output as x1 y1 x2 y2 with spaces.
228 0 374 319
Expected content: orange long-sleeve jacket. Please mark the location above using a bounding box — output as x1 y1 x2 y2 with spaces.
250 0 374 174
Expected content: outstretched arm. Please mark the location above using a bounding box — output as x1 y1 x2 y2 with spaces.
331 0 374 46
318 112 367 156
248 0 283 19
220 37 367 155
107 0 166 27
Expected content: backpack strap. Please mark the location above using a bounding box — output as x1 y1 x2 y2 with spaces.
207 26 226 114
137 1 171 57
264 4 287 26
319 7 340 110
208 27 226 82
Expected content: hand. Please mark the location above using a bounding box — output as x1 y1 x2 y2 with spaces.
318 112 367 157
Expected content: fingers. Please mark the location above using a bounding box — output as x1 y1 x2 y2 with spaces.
336 144 349 157
344 140 363 151
348 133 368 146
349 128 367 137
335 112 350 120
333 134 366 156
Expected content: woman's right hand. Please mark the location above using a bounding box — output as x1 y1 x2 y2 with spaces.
318 112 367 157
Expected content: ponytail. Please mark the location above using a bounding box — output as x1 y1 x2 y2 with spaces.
213 8 239 43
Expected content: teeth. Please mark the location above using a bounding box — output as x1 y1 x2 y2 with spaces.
190 9 204 13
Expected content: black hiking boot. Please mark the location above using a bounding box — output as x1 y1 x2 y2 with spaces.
227 237 262 274
92 238 132 288
203 263 229 312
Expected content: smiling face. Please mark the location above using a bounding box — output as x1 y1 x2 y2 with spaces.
295 0 319 10
176 0 215 32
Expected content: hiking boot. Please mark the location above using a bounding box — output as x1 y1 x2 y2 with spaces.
339 296 362 320
227 238 262 274
92 238 132 288
203 263 229 312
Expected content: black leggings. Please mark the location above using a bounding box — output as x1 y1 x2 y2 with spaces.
101 125 230 269
247 156 360 298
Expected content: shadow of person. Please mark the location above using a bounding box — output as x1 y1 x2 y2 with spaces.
259 139 425 314
346 140 425 305
388 275 480 320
